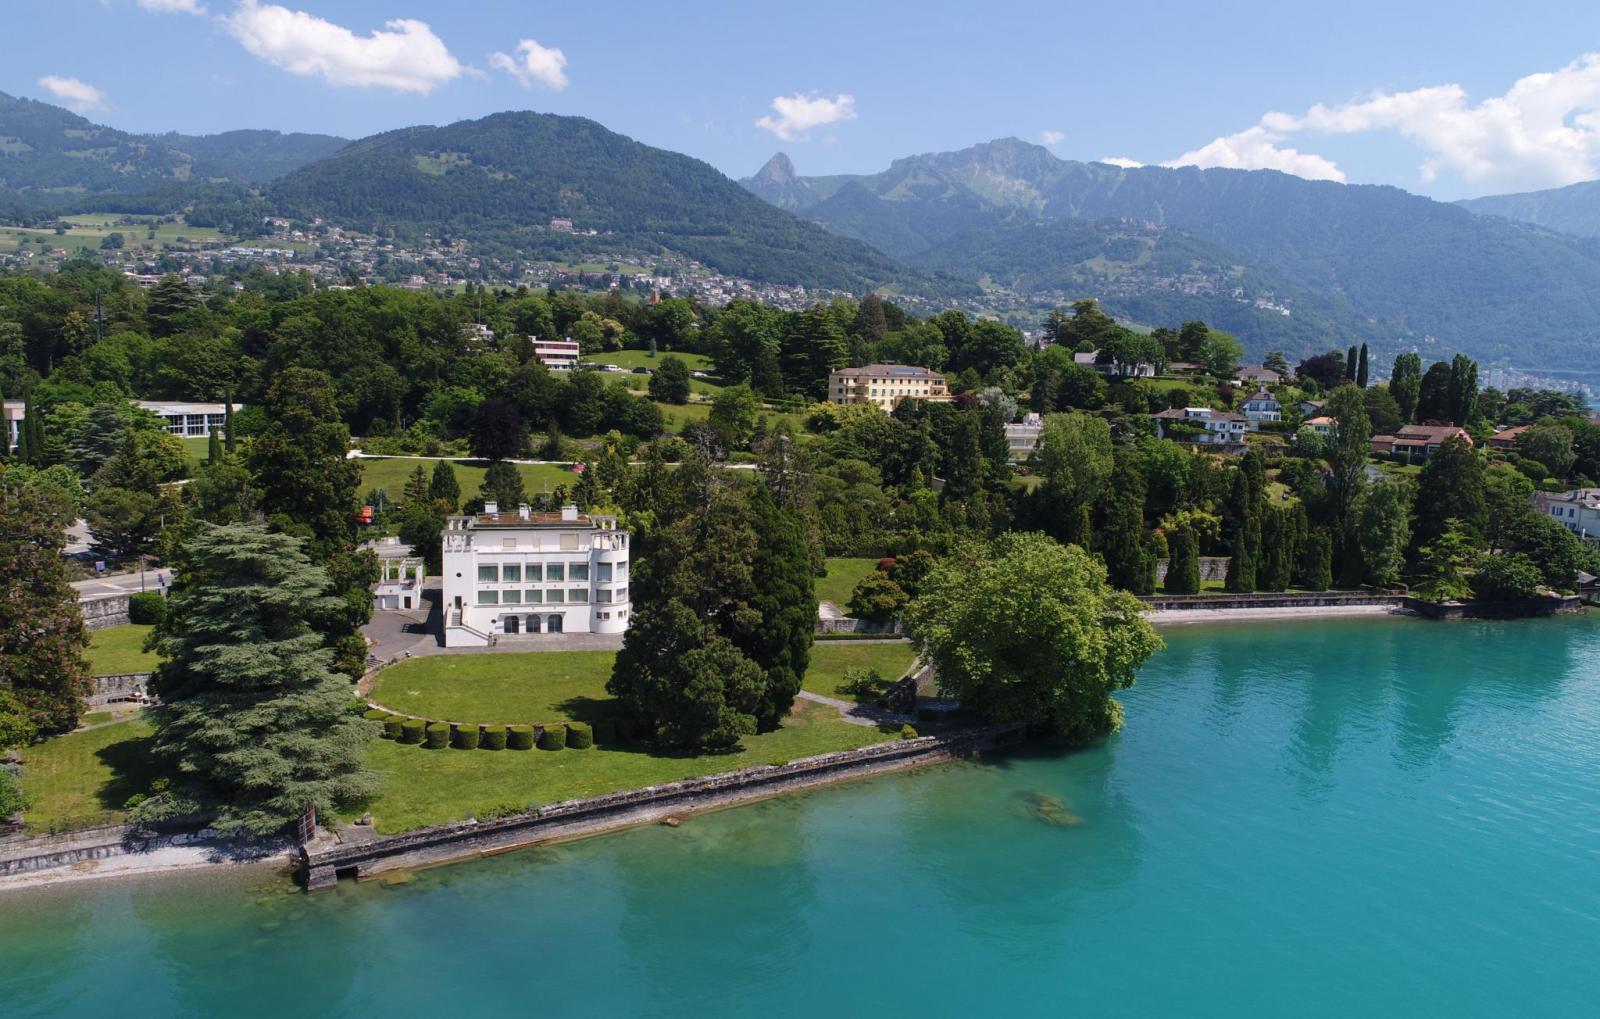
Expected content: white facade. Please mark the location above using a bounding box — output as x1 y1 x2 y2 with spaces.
2 400 20 450
441 503 630 647
1534 489 1600 544
1242 388 1282 424
367 538 426 611
1005 413 1044 461
532 338 581 371
1154 407 1249 445
135 400 241 437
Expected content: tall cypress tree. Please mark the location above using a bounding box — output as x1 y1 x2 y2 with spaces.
207 427 222 466
1345 345 1358 382
138 524 375 835
739 482 816 732
223 397 235 454
1164 525 1201 594
1356 343 1370 389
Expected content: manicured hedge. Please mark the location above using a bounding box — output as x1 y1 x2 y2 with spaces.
480 725 507 751
452 724 480 750
399 718 425 744
537 725 567 751
382 716 405 740
424 722 450 749
127 591 167 625
592 718 616 745
899 724 919 740
507 725 534 751
566 721 593 749
362 708 388 722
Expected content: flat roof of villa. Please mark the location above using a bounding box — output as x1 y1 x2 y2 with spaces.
450 511 617 529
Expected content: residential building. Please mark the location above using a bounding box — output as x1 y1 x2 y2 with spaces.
1238 366 1286 385
135 400 241 437
1369 424 1472 463
1303 415 1339 438
441 503 630 647
1532 488 1600 545
1004 413 1044 461
1241 388 1283 425
1299 399 1326 419
531 338 581 371
366 538 426 612
2 399 20 450
1152 407 1250 446
1489 425 1531 450
828 364 951 410
1074 350 1157 378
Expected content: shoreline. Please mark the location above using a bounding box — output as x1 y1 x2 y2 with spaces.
1147 604 1407 626
0 840 291 895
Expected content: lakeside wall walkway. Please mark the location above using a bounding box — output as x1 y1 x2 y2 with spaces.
300 723 1023 890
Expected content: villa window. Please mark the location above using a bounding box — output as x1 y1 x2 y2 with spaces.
502 564 521 583
596 562 613 583
616 586 628 602
477 590 499 605
615 562 627 579
546 564 565 582
477 565 498 583
596 589 612 604
568 588 588 603
560 533 579 551
547 589 565 604
502 590 522 604
526 590 543 604
569 563 589 581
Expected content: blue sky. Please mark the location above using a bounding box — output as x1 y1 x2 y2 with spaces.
10 1 1600 199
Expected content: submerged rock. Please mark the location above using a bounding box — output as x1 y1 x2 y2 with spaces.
1022 792 1083 827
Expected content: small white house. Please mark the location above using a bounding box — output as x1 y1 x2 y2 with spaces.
367 538 426 612
1153 407 1250 446
1004 413 1044 461
1242 388 1282 425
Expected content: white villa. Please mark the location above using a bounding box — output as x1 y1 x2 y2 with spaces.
828 364 951 410
1533 488 1600 545
441 503 630 647
367 537 426 612
1005 413 1045 461
1241 388 1283 425
532 338 581 371
1152 406 1250 446
135 400 241 437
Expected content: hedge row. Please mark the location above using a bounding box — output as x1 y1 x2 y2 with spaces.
373 710 623 753
482 725 507 751
508 725 535 750
424 722 450 749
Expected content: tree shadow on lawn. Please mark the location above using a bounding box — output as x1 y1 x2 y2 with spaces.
92 733 161 811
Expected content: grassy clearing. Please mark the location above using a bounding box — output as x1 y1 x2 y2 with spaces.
86 624 157 676
816 558 881 607
801 642 917 701
355 700 893 833
17 717 157 834
581 350 712 372
369 651 618 724
356 458 576 503
181 435 211 469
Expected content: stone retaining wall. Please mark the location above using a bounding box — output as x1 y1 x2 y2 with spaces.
79 594 130 631
1139 591 1405 611
1403 595 1584 619
300 723 1023 890
0 817 213 877
815 617 903 635
1152 557 1231 584
90 674 152 706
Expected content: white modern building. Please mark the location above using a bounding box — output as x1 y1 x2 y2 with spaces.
532 338 581 371
135 400 241 437
366 537 426 612
441 503 630 647
1005 413 1044 461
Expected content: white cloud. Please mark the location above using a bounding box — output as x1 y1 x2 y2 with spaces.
756 93 856 142
1170 51 1600 192
36 75 107 112
489 38 569 91
1166 124 1347 182
137 0 205 13
222 1 463 94
1099 156 1144 169
1040 130 1065 145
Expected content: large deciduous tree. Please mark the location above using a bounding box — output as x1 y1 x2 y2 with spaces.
906 532 1162 745
137 524 376 835
0 484 92 733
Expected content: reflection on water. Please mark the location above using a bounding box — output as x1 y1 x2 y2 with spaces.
1 616 1597 1017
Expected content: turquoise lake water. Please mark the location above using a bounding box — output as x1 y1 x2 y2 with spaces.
3 616 1598 1017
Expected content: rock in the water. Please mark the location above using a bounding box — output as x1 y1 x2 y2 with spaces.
1023 792 1083 827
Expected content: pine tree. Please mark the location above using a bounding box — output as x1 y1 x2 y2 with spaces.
138 524 376 835
738 482 816 731
402 464 430 504
428 460 461 511
0 484 92 733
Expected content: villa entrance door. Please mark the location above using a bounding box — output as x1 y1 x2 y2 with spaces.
528 615 541 634
504 616 519 634
548 614 563 634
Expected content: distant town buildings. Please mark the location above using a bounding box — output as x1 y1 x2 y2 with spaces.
441 503 630 647
828 364 950 410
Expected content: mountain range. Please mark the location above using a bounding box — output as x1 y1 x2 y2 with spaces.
1457 179 1600 239
741 139 1600 367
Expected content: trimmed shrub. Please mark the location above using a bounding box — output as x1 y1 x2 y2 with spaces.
566 721 593 750
591 718 616 745
537 725 567 751
127 591 166 625
506 725 534 750
899 724 919 740
424 722 450 749
382 716 405 740
398 718 425 744
362 708 388 722
481 725 508 751
452 724 480 750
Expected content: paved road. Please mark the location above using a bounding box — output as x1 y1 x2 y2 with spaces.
71 569 171 601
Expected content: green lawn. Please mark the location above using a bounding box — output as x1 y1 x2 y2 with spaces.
356 458 576 503
369 651 618 725
86 624 157 676
801 642 916 701
17 717 158 834
581 350 712 372
355 700 892 834
816 558 882 608
181 436 211 469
